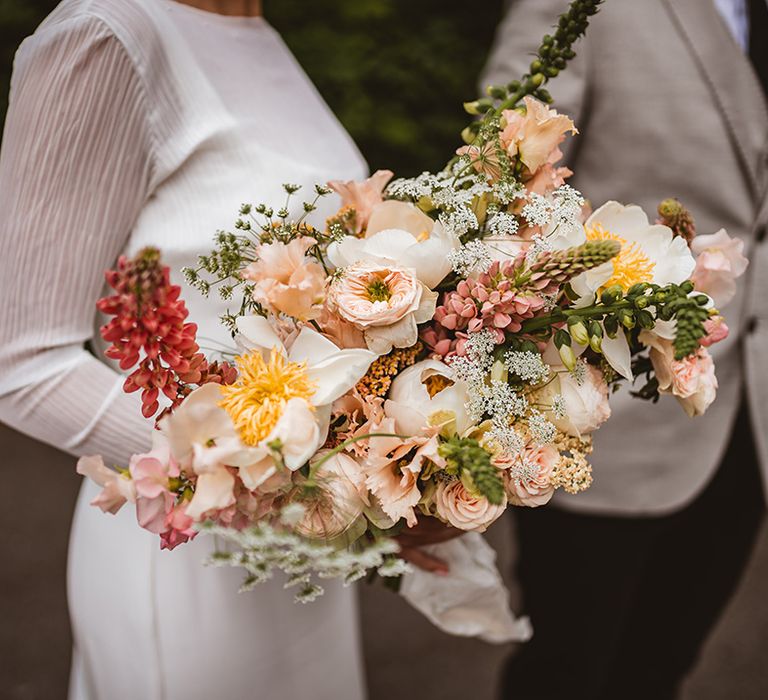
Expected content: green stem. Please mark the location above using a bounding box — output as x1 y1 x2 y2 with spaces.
307 433 405 481
520 300 631 335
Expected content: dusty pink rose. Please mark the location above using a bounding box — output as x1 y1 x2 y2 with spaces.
499 444 558 508
500 97 577 173
434 478 506 531
640 331 718 417
700 315 730 348
77 455 137 514
328 262 437 354
691 229 748 308
327 169 394 232
243 237 327 320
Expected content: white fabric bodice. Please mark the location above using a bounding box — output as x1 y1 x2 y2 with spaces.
0 0 366 464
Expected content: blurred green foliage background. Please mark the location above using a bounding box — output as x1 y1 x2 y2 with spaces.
0 0 507 176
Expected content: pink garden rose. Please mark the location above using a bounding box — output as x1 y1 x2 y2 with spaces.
691 229 748 308
434 477 507 531
640 331 718 417
500 96 577 174
328 261 437 354
499 444 558 508
243 236 327 321
327 169 394 233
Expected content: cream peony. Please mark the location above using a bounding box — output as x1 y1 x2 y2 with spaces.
242 237 327 321
639 330 718 417
540 363 611 437
327 262 437 354
434 478 506 532
384 359 471 436
328 204 459 290
691 229 748 308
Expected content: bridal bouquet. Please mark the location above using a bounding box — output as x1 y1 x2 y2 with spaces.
78 0 746 606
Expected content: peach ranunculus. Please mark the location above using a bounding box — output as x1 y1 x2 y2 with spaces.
327 169 394 233
293 451 368 540
639 330 718 417
498 444 558 508
500 96 577 174
434 477 507 531
242 236 327 321
364 426 443 527
691 229 749 308
327 262 437 354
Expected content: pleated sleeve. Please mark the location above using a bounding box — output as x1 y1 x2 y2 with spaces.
0 15 157 465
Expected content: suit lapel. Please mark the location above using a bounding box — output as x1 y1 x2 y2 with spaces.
662 0 768 198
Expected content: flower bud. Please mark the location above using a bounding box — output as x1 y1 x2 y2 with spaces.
567 317 590 345
558 344 577 371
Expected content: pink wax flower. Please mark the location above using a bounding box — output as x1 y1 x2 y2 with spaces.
327 169 394 233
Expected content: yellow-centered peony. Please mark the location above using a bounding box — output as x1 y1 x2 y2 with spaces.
586 223 655 292
219 348 317 446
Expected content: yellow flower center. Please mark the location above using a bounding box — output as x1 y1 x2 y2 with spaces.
586 223 655 292
219 348 316 446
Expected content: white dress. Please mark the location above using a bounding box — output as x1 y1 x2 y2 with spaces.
0 1 368 698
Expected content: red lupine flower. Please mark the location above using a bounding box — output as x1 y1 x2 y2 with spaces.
97 247 235 422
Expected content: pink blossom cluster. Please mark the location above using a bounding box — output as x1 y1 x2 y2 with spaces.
98 248 236 419
433 259 548 343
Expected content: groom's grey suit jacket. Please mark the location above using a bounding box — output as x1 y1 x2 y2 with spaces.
483 0 768 515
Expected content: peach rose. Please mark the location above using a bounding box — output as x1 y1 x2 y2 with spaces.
434 477 506 531
243 237 326 320
499 444 558 508
328 262 437 354
501 96 576 173
691 229 748 308
640 331 718 417
293 451 368 540
327 169 394 233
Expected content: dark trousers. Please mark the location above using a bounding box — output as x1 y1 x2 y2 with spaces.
500 403 764 700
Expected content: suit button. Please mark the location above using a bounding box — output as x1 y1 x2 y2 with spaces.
747 317 758 334
757 226 767 243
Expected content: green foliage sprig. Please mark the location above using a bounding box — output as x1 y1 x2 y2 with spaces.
438 436 505 505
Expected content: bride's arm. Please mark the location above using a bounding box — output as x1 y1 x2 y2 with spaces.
0 16 157 466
